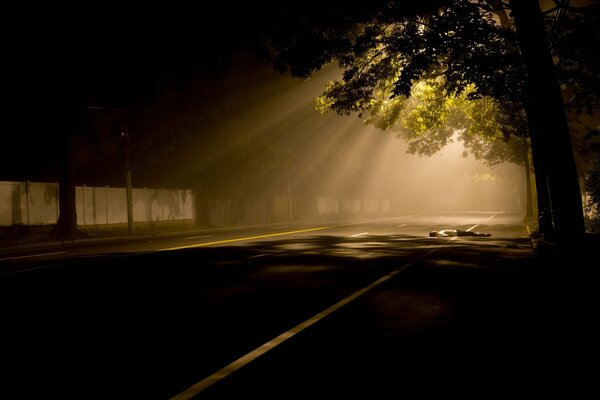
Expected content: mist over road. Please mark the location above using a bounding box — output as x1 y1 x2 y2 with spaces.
0 210 522 266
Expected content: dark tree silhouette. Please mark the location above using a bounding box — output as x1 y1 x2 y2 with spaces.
510 0 585 243
256 0 597 245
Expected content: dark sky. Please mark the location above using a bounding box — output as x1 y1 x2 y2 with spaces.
2 3 272 180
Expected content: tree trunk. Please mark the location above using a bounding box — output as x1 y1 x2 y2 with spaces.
522 143 534 222
524 104 555 237
51 130 79 238
124 127 134 236
511 0 585 244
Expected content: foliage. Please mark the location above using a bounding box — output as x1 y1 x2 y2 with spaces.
264 1 530 166
267 1 522 105
262 0 597 169
551 2 600 115
324 75 528 165
582 126 600 231
585 152 600 211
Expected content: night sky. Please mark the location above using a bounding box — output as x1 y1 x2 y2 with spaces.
2 3 272 181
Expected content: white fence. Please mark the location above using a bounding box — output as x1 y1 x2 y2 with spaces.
317 197 391 216
1 181 393 227
0 181 194 226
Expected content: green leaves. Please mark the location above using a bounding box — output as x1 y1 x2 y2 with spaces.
263 1 537 166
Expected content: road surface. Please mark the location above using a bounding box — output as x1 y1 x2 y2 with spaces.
0 210 519 269
1 211 585 399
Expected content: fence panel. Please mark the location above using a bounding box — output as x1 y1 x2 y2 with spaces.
0 181 20 226
107 187 127 224
0 181 58 226
342 198 361 214
132 188 147 222
273 194 289 219
364 199 380 213
178 190 194 220
317 197 339 215
28 182 58 225
92 187 109 225
2 180 391 227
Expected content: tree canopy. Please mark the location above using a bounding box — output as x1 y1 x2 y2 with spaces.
260 1 531 170
256 0 600 240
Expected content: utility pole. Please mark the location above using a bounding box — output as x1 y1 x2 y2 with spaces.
122 124 134 235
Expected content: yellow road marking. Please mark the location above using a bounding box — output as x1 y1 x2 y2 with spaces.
168 232 457 400
160 226 332 251
160 215 420 252
168 212 500 399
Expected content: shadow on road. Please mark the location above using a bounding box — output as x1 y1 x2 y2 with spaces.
1 233 594 399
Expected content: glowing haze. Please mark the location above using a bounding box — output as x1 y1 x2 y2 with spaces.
175 55 526 215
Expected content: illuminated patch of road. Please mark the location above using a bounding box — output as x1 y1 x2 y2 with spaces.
274 242 320 253
170 213 502 399
160 226 333 251
162 215 420 251
169 233 468 400
0 251 67 261
350 232 369 237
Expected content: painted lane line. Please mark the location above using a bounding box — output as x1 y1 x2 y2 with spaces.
0 251 67 261
184 235 214 240
164 214 424 251
247 253 269 259
466 212 499 232
485 212 500 221
466 224 479 232
448 215 498 241
247 250 285 259
169 238 455 400
160 226 333 251
169 215 504 400
170 212 503 399
351 232 369 237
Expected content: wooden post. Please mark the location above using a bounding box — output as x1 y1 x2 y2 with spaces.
82 184 86 226
26 180 30 225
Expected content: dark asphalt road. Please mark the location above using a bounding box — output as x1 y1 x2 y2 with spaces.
0 211 595 399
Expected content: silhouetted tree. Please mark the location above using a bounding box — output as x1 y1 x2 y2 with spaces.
257 0 598 245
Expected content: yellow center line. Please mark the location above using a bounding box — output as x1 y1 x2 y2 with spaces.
160 226 333 251
160 215 421 251
168 212 500 399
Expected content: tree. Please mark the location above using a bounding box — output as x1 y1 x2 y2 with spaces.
552 1 600 230
258 0 597 246
509 0 585 244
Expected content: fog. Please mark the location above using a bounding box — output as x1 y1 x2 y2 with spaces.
145 56 526 217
